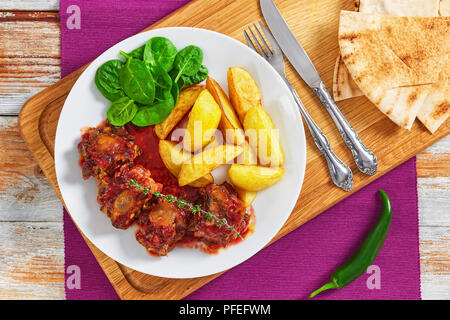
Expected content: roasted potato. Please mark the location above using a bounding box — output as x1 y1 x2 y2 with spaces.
236 140 258 165
235 187 257 208
188 174 214 188
155 86 203 140
243 106 284 167
206 77 246 146
159 140 213 187
233 141 258 206
228 67 262 123
228 165 284 192
178 145 243 186
183 89 222 153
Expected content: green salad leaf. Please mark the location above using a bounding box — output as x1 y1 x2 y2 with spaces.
119 58 155 105
171 82 180 105
150 64 172 90
107 97 138 126
120 45 145 60
132 97 175 127
143 37 178 72
173 45 203 82
95 60 125 102
95 37 209 127
178 64 208 88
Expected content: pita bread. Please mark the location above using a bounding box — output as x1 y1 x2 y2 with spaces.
417 78 450 133
338 11 449 129
333 0 442 102
360 0 440 16
439 0 450 16
333 55 363 101
333 58 362 101
377 85 432 129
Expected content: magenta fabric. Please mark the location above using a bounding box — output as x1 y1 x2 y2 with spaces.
61 0 421 300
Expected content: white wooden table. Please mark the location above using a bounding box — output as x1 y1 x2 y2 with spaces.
0 0 448 300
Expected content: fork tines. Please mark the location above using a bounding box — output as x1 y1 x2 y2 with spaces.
244 21 275 58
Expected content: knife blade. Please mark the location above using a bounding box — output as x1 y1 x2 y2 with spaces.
260 0 322 88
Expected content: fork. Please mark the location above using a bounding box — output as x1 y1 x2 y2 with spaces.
244 22 353 191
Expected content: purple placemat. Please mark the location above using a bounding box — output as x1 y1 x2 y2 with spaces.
61 0 421 300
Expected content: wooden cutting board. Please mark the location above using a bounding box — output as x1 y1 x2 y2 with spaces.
18 0 449 300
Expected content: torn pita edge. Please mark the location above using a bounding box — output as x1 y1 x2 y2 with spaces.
333 55 363 101
416 80 450 133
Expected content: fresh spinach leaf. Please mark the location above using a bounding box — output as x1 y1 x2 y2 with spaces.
107 97 138 126
173 45 203 82
150 64 172 90
120 45 145 60
143 37 178 72
119 58 155 105
95 60 125 102
171 82 180 105
180 65 208 87
132 97 175 127
155 86 173 103
169 68 184 88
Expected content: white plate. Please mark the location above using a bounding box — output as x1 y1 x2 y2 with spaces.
55 27 306 279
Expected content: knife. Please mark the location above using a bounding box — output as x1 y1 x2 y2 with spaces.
260 0 378 175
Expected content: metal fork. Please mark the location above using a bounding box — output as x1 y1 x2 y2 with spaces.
244 22 353 191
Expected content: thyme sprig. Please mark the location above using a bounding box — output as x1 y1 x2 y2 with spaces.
129 179 243 240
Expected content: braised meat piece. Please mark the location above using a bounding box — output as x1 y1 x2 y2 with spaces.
189 183 250 248
136 199 190 256
78 123 140 180
97 164 162 229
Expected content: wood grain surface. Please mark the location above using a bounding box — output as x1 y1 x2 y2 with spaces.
0 0 448 300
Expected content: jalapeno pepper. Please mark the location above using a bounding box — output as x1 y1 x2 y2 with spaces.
309 190 392 298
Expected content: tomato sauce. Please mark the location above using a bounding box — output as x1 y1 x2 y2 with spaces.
125 124 201 203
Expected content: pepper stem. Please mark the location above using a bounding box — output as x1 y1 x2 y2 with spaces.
309 282 338 298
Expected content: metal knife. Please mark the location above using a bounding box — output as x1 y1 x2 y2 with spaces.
260 0 378 175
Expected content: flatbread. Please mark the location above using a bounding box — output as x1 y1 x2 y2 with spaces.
333 52 363 101
338 11 450 129
377 85 432 129
360 0 440 16
333 0 442 102
439 0 450 16
417 78 450 133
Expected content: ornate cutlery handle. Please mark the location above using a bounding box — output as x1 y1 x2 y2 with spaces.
284 79 353 191
312 82 378 176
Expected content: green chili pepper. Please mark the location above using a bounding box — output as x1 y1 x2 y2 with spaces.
309 190 392 298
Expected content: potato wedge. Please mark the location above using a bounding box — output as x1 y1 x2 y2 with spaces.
155 86 203 140
233 141 258 206
206 77 246 146
235 187 257 208
183 89 222 153
228 165 284 192
228 67 262 123
159 140 213 187
178 145 243 186
236 140 258 165
159 140 186 176
188 174 214 188
244 106 284 167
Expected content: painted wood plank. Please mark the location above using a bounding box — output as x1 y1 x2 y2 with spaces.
420 226 450 300
0 221 64 300
417 136 450 227
0 1 59 11
0 11 60 115
0 117 61 222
